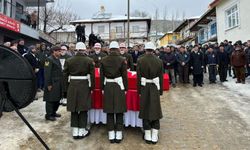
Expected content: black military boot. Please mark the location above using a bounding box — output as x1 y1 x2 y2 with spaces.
45 114 56 121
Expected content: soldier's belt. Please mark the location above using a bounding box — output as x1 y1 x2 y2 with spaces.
69 75 91 87
141 77 160 90
104 77 125 90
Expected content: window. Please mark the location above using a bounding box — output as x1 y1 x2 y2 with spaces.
3 0 12 17
116 26 123 33
210 22 217 36
132 26 139 33
98 25 105 34
15 2 23 21
172 35 177 40
0 0 3 13
225 4 239 30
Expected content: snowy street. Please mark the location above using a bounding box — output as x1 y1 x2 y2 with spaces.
0 76 250 150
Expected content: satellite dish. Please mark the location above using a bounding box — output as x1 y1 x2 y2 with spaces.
0 45 49 149
0 45 36 112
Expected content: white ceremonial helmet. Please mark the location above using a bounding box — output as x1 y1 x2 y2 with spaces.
144 42 156 50
75 42 86 50
109 41 119 49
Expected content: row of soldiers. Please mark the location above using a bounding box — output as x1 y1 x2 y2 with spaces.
43 41 163 144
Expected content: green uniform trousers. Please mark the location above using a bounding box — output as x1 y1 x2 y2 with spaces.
71 111 88 128
107 113 124 131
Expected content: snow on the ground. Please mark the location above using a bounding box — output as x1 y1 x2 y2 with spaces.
222 76 250 126
223 76 250 97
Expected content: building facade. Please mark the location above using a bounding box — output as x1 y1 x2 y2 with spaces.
70 11 151 45
173 17 199 46
0 0 55 45
159 31 181 47
211 0 250 43
190 7 217 44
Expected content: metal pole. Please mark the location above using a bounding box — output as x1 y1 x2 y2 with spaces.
127 0 130 46
0 82 50 150
37 0 40 30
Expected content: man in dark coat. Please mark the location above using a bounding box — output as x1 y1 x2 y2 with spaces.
64 42 95 139
89 32 96 48
231 44 247 84
137 42 163 144
23 45 40 73
36 43 50 90
163 46 176 87
246 40 250 77
100 41 128 144
80 24 86 43
89 43 107 68
43 46 63 121
131 45 143 70
205 46 218 84
17 39 28 55
119 43 134 71
224 40 234 77
190 45 204 87
75 24 82 42
217 45 229 82
176 46 190 84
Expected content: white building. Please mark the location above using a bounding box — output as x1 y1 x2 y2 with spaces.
211 0 250 43
70 11 151 45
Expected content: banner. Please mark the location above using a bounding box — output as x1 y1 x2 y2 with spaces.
0 13 20 33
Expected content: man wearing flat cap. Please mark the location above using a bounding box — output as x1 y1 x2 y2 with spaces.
43 46 63 121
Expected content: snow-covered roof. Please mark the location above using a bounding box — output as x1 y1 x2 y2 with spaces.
70 15 151 24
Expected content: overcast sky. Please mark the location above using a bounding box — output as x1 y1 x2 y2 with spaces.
55 0 213 20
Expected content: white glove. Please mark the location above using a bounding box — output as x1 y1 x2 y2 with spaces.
35 68 39 73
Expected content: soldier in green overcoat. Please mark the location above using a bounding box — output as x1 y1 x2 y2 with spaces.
119 43 134 71
63 42 95 139
89 43 107 68
137 42 164 144
100 41 128 144
43 46 63 121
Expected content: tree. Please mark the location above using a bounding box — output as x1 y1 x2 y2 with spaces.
131 10 149 17
39 3 79 35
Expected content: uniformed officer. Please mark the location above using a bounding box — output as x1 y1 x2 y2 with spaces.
119 43 134 71
89 43 107 68
60 45 71 106
43 46 63 121
100 41 128 143
63 42 95 139
137 42 163 144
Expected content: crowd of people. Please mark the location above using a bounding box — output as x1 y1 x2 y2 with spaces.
2 39 250 91
1 38 250 144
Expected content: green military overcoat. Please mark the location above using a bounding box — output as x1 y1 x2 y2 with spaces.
137 53 164 121
43 55 63 102
100 51 128 113
63 54 95 112
89 52 107 68
121 52 134 71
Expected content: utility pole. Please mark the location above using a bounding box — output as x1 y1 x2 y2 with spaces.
37 0 40 30
127 0 130 46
